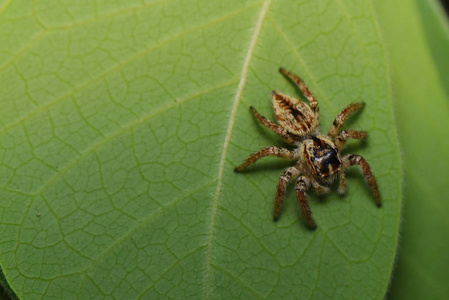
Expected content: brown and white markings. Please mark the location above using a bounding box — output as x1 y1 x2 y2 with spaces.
234 68 381 230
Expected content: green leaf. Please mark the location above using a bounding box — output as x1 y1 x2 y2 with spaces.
0 0 401 298
373 0 449 299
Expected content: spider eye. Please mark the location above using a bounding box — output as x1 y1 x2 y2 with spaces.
308 137 342 176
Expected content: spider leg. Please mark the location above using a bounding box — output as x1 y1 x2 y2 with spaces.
273 166 300 221
328 102 365 138
338 171 347 195
295 176 316 230
342 154 381 207
279 68 319 113
250 106 297 143
311 178 330 195
234 147 299 172
335 130 368 150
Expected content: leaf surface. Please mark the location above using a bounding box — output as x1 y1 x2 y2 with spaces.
373 0 449 299
0 0 401 298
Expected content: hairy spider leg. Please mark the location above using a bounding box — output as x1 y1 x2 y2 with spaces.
249 106 298 143
311 178 330 195
295 176 316 230
335 130 368 150
328 102 365 138
279 68 319 114
338 171 347 195
273 166 300 221
234 146 298 172
342 154 381 207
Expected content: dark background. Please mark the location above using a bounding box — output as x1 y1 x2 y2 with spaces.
442 0 449 14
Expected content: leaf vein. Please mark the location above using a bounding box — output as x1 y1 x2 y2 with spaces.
0 3 258 137
78 180 215 292
202 0 272 298
33 79 236 196
210 263 265 299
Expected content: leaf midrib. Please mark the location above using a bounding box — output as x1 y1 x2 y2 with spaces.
202 0 272 298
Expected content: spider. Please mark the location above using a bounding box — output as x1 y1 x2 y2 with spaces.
234 68 381 230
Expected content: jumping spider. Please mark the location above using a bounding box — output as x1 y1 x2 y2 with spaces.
234 68 381 230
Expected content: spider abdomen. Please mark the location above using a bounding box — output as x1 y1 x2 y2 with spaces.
272 90 318 136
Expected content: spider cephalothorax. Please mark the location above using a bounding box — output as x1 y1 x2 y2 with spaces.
302 135 342 177
234 68 381 230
